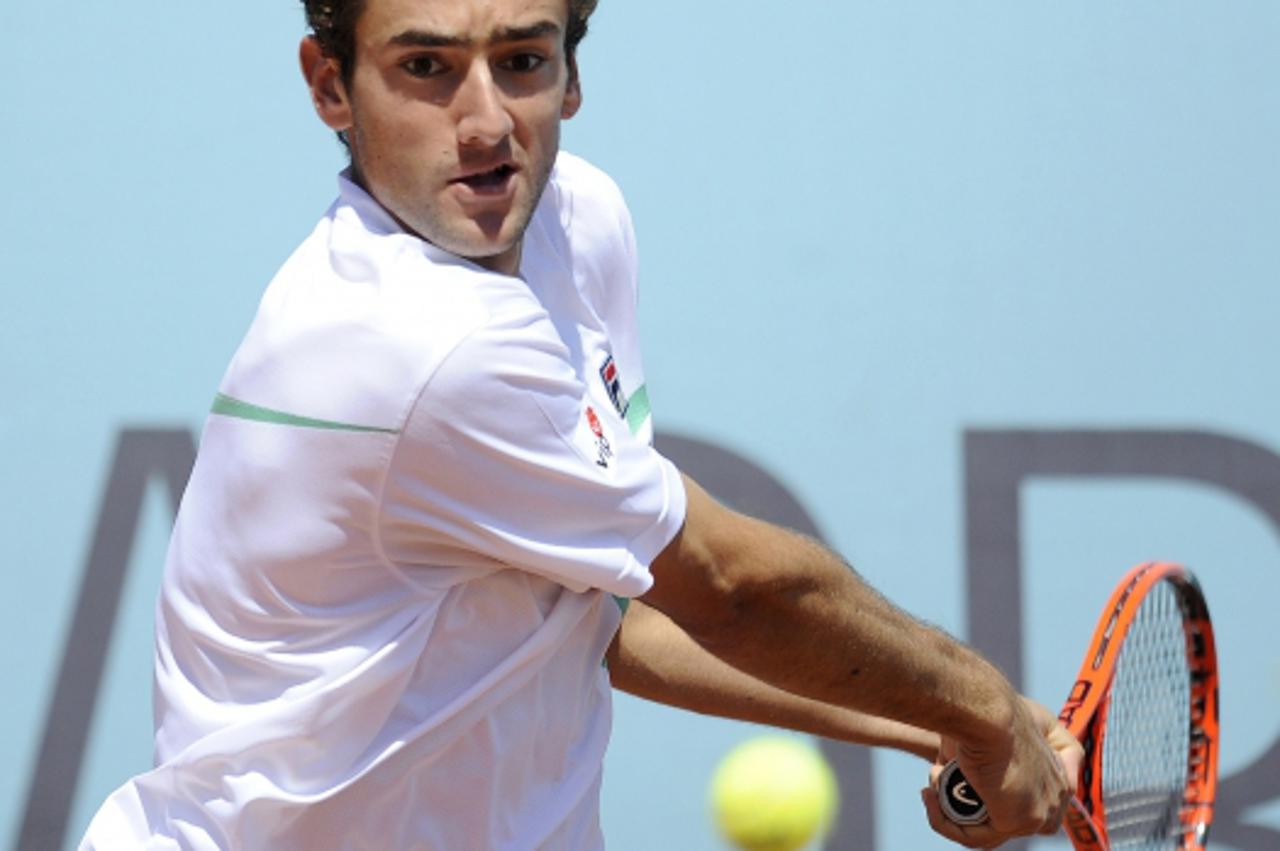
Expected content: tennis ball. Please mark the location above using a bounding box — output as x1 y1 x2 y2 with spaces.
709 736 839 851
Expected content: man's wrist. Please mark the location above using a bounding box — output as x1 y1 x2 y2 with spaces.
941 651 1021 754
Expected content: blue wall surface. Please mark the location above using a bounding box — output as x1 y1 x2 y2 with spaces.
4 2 1278 849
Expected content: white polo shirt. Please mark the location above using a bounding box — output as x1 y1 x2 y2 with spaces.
81 153 687 850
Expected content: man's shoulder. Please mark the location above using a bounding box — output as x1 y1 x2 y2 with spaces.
551 152 624 198
266 205 495 347
548 152 631 230
217 213 499 437
541 153 637 287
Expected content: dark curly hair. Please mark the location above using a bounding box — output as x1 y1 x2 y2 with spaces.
303 0 599 82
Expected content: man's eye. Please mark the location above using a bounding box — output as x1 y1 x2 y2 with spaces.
402 56 443 77
501 53 546 73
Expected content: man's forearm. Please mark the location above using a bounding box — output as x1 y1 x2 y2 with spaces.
645 476 1018 750
607 599 939 760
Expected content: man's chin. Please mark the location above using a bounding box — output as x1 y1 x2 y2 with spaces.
468 210 519 245
439 229 523 274
406 203 534 273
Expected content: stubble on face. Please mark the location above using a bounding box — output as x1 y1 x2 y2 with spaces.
342 0 579 276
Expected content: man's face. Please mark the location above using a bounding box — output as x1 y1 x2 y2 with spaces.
307 0 581 275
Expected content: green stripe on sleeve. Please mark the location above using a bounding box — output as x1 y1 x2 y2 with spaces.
210 393 399 435
624 385 651 435
603 595 633 669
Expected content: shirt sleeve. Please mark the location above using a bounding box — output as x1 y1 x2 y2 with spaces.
377 302 687 597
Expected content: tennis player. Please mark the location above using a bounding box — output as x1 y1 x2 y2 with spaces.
81 0 1078 848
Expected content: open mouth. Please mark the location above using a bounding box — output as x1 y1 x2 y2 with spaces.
455 164 517 191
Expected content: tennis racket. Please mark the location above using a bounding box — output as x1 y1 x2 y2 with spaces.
938 561 1219 850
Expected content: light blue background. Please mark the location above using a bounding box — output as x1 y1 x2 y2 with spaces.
3 2 1278 849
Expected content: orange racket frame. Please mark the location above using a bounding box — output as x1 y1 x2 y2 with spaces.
938 561 1219 849
1056 561 1220 851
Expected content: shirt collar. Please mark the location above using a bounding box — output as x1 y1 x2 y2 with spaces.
336 168 403 238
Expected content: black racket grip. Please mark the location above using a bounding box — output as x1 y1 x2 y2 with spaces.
937 759 988 824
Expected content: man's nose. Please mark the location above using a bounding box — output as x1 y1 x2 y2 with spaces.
455 62 514 146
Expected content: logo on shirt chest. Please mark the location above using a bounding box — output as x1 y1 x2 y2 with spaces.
599 355 629 420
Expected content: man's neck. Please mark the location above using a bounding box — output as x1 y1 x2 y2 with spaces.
346 162 524 278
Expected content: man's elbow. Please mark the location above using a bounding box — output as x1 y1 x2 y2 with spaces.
647 511 823 654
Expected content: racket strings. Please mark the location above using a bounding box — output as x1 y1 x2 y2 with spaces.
1099 580 1192 849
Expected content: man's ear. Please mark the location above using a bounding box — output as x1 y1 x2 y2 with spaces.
562 56 582 119
300 36 353 132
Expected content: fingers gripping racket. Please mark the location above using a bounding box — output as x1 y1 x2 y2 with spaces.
939 561 1220 850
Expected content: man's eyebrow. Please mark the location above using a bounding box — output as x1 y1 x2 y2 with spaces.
387 20 561 50
490 21 562 43
388 29 468 49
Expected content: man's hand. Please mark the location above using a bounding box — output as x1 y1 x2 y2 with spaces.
921 698 1083 848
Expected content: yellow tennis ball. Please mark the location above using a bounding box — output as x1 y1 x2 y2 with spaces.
709 736 839 851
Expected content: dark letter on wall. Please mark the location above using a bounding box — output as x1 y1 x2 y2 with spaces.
15 429 196 851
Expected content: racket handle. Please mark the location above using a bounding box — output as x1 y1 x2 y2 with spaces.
937 759 988 824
